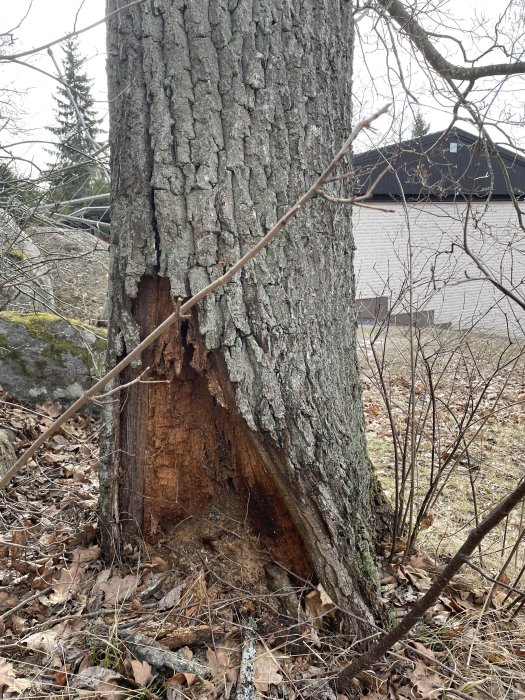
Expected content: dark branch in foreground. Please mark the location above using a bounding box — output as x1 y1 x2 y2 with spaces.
337 474 525 693
376 0 525 81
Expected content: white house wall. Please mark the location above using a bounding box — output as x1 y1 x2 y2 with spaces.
353 200 525 336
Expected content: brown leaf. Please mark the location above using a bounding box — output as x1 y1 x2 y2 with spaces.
95 574 137 605
409 641 435 661
253 649 284 692
304 584 336 627
410 661 442 698
130 659 153 687
49 565 85 604
150 556 170 572
0 591 19 612
54 667 68 687
158 582 184 610
0 657 33 694
206 641 239 689
72 666 123 688
25 630 62 655
10 614 27 635
168 672 197 686
42 452 71 464
71 545 101 564
37 401 62 418
9 529 28 560
167 673 186 686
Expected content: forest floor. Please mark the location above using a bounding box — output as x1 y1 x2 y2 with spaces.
0 322 524 700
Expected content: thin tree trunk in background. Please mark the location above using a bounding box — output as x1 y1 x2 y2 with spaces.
100 0 381 629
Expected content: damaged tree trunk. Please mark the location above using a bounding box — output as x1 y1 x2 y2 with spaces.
101 0 380 629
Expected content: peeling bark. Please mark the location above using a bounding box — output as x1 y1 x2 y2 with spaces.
101 0 381 630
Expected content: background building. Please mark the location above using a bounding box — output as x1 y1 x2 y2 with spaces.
353 128 525 335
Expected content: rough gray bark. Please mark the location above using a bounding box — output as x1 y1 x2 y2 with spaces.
101 0 380 629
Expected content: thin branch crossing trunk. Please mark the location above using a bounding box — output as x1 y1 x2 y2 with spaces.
100 0 385 632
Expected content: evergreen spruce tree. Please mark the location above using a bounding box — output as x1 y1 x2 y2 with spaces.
48 39 101 203
411 110 430 138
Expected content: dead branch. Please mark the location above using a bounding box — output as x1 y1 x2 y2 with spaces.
337 474 525 693
136 623 237 649
318 192 395 213
121 631 211 678
274 561 497 700
236 618 257 700
92 367 169 401
0 103 390 492
375 0 525 80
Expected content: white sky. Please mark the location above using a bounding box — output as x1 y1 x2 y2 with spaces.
1 0 106 174
1 0 524 172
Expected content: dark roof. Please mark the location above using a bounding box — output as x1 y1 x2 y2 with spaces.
353 127 525 199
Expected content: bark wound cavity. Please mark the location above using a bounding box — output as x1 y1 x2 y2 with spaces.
122 275 310 579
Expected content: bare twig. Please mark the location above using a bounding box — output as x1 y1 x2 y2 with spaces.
0 0 146 62
318 191 395 213
273 559 497 700
375 0 525 80
0 104 390 492
462 558 525 598
92 367 169 401
0 586 52 622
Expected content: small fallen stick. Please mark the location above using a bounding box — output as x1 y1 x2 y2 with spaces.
236 618 257 700
122 631 211 678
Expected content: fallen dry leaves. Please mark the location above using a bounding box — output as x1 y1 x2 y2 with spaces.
0 388 524 700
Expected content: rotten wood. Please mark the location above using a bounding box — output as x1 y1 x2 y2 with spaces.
137 622 237 649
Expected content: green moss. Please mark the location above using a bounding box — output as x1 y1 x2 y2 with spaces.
8 247 28 261
0 311 106 370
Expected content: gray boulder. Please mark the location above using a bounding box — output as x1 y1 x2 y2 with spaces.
0 209 55 313
28 228 109 323
0 312 106 407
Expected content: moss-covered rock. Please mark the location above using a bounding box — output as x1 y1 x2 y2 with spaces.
0 312 107 407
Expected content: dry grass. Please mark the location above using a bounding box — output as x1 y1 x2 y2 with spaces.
358 322 525 582
357 322 525 698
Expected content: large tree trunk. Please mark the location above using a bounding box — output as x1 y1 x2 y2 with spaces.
101 0 381 629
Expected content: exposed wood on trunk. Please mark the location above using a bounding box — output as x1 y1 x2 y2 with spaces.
118 275 310 576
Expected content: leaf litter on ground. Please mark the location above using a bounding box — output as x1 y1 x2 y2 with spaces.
0 387 524 699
